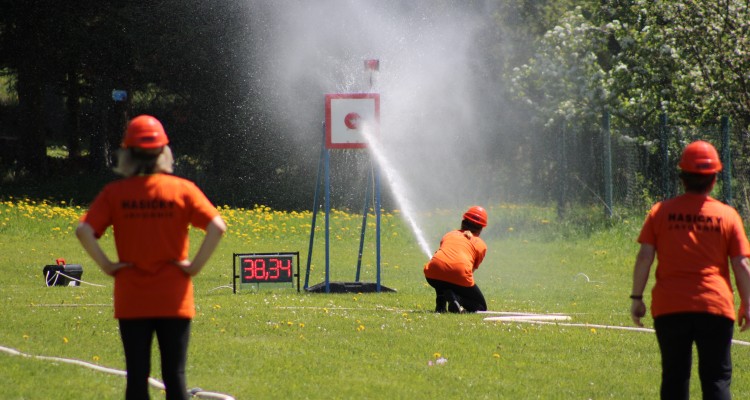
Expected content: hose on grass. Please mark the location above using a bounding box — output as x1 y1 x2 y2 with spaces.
483 317 750 346
0 344 235 400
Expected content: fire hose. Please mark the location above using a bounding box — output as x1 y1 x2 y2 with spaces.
0 344 235 400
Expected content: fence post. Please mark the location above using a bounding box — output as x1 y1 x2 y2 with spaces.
659 113 670 199
557 119 567 219
602 112 613 218
720 116 732 205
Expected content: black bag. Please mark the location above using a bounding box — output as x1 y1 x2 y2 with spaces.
43 258 83 287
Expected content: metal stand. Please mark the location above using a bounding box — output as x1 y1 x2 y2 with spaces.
304 123 394 293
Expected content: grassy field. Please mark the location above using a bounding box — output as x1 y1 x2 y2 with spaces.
1 197 749 399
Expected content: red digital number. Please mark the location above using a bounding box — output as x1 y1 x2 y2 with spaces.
278 258 292 278
256 259 268 280
242 256 293 282
242 258 268 281
242 258 254 281
269 258 280 280
269 258 292 280
266 258 292 280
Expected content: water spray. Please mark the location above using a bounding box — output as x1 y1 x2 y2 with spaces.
361 128 433 258
360 59 432 259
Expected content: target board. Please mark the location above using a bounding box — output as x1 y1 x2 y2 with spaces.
325 93 380 149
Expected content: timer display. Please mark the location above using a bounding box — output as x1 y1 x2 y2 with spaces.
240 255 293 283
233 252 300 293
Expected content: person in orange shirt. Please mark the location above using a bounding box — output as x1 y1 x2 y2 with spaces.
76 115 226 400
631 140 750 400
424 206 488 313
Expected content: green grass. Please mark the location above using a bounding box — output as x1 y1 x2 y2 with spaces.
1 198 748 399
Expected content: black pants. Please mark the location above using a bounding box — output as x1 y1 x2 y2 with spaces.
654 313 734 400
425 278 487 312
119 318 191 400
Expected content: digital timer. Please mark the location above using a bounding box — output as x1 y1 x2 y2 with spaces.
232 252 300 293
240 255 293 283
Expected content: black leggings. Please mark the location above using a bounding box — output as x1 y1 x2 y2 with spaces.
654 313 734 400
425 278 487 312
119 318 191 400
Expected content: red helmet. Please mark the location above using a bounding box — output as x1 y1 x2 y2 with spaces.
678 140 722 174
463 206 488 227
122 115 169 149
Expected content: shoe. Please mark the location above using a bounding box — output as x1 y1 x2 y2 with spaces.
448 300 466 314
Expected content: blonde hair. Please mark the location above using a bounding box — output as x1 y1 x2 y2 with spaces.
113 145 174 177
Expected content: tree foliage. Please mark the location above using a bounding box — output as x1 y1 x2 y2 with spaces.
511 0 750 130
1 1 749 208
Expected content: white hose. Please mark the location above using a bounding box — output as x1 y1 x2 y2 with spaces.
484 316 750 346
0 344 235 399
45 271 106 288
484 315 571 321
208 285 233 292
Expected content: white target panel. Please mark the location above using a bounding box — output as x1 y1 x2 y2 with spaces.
325 93 380 149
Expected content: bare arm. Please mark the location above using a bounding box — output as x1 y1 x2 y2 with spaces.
178 215 227 277
75 222 131 276
731 255 750 332
630 243 655 327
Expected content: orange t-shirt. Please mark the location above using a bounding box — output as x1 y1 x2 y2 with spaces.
81 174 220 319
638 193 750 320
423 230 487 287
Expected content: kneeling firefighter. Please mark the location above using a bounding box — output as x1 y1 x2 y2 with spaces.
423 206 488 313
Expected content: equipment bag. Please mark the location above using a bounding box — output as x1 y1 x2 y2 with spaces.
43 258 83 287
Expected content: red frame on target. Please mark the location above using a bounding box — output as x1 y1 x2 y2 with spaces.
325 93 380 149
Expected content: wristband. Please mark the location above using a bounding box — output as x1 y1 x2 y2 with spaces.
630 295 643 300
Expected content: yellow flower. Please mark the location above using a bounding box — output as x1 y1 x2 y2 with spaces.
433 352 441 359
63 337 69 344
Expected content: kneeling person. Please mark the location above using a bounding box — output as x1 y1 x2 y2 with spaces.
424 206 488 313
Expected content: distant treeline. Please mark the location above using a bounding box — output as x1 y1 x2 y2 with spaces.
1 1 749 210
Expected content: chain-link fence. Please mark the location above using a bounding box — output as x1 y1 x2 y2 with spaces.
556 113 750 219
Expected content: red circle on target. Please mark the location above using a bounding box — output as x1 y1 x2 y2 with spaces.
344 112 361 130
